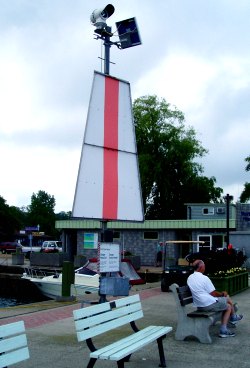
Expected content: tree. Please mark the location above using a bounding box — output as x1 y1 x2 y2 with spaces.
55 211 72 221
8 205 27 230
240 155 250 203
27 190 56 236
0 196 26 240
133 95 223 219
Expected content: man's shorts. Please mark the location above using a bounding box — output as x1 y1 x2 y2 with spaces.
197 297 228 312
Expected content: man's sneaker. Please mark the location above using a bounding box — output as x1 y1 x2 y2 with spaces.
233 303 238 313
229 314 243 325
219 330 236 338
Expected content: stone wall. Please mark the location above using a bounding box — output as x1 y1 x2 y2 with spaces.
75 229 177 266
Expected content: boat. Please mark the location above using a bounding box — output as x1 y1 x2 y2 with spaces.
22 266 100 299
22 259 144 299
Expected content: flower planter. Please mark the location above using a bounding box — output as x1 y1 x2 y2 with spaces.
30 253 70 267
210 272 249 295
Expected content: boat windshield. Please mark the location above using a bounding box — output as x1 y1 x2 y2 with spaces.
76 267 97 276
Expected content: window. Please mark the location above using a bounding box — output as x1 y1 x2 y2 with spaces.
198 235 211 250
197 234 224 251
202 207 214 215
143 231 158 240
212 235 224 249
216 207 225 214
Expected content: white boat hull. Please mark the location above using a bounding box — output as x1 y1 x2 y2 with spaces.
23 273 100 299
22 259 144 299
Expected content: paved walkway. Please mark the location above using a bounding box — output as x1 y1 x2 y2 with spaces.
0 285 161 328
1 283 250 368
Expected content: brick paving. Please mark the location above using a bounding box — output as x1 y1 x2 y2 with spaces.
1 284 250 368
0 286 162 329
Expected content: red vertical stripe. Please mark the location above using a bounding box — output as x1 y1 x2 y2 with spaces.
102 77 119 219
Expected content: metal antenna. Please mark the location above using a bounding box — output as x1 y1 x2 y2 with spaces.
94 26 117 75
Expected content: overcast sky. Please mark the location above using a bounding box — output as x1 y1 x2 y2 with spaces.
1 0 250 213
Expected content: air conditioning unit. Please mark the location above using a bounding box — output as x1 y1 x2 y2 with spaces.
216 207 225 214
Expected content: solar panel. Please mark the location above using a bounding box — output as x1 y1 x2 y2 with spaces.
115 17 142 49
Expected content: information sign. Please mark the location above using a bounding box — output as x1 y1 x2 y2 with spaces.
99 243 120 272
84 233 98 249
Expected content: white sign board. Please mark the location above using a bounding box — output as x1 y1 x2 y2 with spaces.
72 71 144 221
99 243 120 273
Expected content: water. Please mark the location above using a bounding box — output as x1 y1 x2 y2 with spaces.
0 297 21 307
0 296 37 308
0 275 48 306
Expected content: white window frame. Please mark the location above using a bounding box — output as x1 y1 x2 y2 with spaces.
197 235 212 251
202 207 214 215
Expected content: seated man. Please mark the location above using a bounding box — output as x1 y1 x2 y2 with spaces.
187 259 243 338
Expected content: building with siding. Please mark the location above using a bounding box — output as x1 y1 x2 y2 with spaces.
55 202 250 266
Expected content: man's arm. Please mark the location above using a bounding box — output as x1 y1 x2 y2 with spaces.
210 290 228 297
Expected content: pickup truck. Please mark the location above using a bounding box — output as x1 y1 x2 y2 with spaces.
19 245 42 258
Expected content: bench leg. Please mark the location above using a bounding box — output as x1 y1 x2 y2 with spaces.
123 354 131 362
175 317 213 344
157 337 167 367
87 358 97 368
117 359 125 368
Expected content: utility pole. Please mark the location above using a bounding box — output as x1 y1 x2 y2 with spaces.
224 193 233 248
103 26 112 75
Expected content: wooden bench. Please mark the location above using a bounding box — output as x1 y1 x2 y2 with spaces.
0 321 29 368
170 283 222 344
73 294 172 368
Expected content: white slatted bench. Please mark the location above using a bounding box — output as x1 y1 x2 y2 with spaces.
170 283 222 344
0 321 29 368
73 294 172 368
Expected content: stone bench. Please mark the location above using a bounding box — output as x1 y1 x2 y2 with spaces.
170 283 222 343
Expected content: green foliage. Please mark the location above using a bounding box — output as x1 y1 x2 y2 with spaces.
133 95 223 219
245 155 250 172
240 182 250 203
27 190 56 236
55 211 72 220
240 155 250 202
0 191 67 240
0 196 26 240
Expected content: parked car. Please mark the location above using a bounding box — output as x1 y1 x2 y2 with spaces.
40 241 63 253
0 242 21 254
19 244 42 259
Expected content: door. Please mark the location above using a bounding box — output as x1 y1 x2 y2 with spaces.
197 235 212 252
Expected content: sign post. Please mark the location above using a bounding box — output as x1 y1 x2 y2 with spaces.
98 243 120 302
72 5 143 303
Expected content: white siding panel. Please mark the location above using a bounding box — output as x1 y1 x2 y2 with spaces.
118 151 143 221
118 81 136 153
85 72 105 147
73 144 103 218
